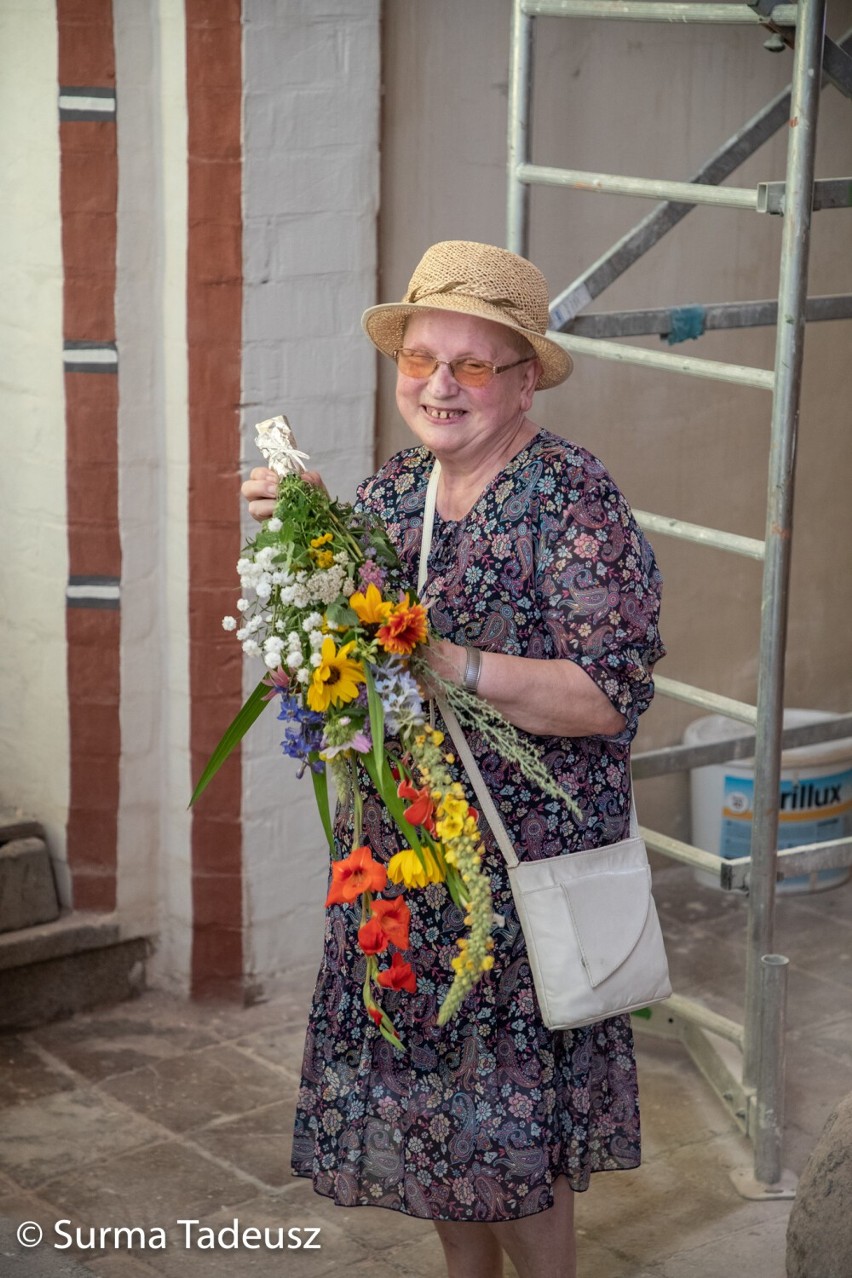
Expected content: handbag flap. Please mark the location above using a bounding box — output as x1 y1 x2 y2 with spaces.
562 863 652 988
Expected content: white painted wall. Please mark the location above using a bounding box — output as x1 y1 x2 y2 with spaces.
113 0 192 989
0 1 69 890
241 0 380 988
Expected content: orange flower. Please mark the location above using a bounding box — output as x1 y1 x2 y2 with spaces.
397 778 436 832
367 1005 384 1025
377 952 417 993
371 897 411 951
376 594 428 655
325 845 388 907
358 917 389 955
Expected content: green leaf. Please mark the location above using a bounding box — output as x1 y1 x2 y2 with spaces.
189 679 270 807
325 601 358 629
362 753 423 855
364 667 386 786
309 756 335 856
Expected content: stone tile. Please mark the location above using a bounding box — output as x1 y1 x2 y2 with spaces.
634 1036 735 1159
803 1011 852 1071
0 1185 67 1248
38 1141 258 1237
576 1135 780 1271
133 1191 368 1277
99 1045 289 1134
233 1021 309 1076
0 1089 163 1189
279 1176 432 1254
190 1100 296 1189
783 1033 852 1170
0 1036 75 1108
30 1008 221 1083
656 1215 789 1277
85 1257 163 1277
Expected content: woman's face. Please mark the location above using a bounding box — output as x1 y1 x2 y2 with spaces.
394 311 540 465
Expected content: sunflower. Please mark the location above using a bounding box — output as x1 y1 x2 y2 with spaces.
307 637 365 712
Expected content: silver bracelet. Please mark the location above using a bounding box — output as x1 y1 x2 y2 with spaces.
462 646 483 695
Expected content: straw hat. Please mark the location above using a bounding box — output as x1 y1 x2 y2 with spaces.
362 240 573 390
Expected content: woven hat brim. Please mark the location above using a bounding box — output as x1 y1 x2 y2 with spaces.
361 295 573 391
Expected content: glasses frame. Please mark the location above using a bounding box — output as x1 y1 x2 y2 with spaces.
392 348 535 388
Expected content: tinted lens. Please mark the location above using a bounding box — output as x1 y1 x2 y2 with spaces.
395 350 438 378
451 360 493 388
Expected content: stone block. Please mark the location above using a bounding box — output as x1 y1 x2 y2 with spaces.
786 1089 852 1278
0 837 60 933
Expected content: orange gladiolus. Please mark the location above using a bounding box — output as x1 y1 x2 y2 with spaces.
325 845 388 906
371 897 411 951
397 777 436 831
376 594 428 656
377 952 417 993
358 917 389 955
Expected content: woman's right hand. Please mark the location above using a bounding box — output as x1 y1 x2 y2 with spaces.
241 466 327 523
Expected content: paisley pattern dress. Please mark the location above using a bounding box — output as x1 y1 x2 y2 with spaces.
291 428 665 1221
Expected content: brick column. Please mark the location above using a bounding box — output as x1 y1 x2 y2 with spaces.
58 0 121 912
186 0 245 999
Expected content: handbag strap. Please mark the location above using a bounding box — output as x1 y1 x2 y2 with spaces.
417 458 639 870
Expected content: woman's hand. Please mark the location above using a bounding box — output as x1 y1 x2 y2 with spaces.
241 466 328 524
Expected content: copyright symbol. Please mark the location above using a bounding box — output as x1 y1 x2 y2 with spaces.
17 1221 43 1247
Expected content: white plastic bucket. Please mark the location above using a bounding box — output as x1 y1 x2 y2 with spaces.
685 710 852 894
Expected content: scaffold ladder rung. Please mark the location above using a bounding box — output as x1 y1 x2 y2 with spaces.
632 512 766 560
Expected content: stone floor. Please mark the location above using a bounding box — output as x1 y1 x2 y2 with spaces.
2 862 852 1277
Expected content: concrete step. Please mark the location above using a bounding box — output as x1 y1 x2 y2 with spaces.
0 912 150 1031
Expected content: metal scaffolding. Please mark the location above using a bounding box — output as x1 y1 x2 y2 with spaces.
507 0 852 1196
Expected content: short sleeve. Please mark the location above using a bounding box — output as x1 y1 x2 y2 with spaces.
534 454 665 737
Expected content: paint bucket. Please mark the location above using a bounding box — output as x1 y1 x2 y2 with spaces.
685 710 852 893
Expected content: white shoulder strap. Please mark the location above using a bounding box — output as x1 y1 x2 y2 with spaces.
417 457 638 867
418 459 441 595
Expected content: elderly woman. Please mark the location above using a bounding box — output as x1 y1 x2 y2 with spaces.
243 241 664 1278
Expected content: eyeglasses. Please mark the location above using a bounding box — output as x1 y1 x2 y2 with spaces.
392 348 535 389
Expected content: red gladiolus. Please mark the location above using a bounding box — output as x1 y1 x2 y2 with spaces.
397 778 436 832
358 917 389 955
371 897 411 951
377 952 417 993
367 1005 384 1026
326 845 388 907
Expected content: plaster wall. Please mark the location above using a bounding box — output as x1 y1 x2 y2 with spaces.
0 2 69 876
378 0 852 841
113 0 192 986
241 0 380 987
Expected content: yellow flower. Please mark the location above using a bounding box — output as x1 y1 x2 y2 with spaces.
349 582 393 626
310 533 333 548
435 793 470 842
306 637 365 712
387 847 445 889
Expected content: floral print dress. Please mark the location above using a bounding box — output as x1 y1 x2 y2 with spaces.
291 428 665 1221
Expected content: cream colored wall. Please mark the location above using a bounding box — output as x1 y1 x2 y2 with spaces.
377 0 852 839
113 0 193 986
0 2 69 879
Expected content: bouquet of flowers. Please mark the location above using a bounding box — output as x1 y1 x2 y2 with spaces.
193 416 577 1049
